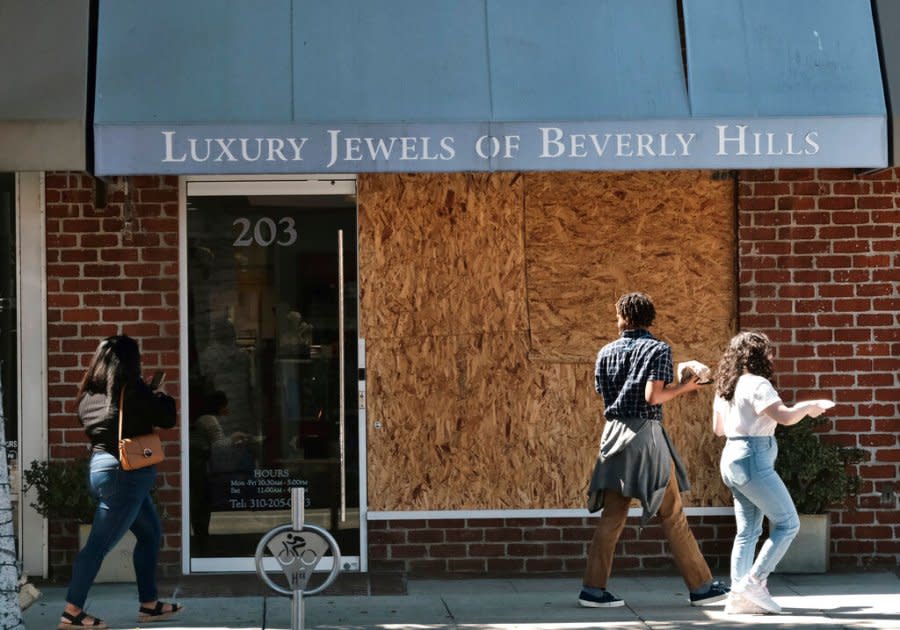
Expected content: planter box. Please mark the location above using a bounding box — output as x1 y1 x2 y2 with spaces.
78 524 136 583
774 513 830 574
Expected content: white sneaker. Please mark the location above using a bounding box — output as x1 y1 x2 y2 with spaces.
724 593 768 614
733 577 781 614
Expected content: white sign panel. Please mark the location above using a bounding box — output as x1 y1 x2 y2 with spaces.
94 117 886 175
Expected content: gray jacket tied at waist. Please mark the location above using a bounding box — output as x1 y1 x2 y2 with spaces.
587 417 690 526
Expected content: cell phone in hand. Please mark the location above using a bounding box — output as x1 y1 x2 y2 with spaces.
149 370 165 390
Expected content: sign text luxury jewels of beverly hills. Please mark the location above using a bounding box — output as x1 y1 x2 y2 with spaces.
93 117 886 174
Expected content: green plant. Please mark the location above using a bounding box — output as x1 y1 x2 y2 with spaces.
775 416 866 514
22 458 95 523
22 457 168 524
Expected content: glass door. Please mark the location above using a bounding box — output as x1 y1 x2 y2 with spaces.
0 174 18 469
184 178 360 572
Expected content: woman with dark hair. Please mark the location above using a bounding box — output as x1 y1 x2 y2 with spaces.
59 336 181 628
712 331 833 615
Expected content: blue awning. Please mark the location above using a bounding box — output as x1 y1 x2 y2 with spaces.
94 0 887 175
874 0 900 164
1 0 90 171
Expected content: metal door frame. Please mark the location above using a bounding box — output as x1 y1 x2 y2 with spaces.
179 175 366 574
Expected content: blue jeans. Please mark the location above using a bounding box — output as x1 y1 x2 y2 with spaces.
720 436 800 584
67 452 161 608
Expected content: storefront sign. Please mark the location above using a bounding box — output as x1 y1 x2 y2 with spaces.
95 117 886 174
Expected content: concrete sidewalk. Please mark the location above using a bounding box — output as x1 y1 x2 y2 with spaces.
25 570 899 629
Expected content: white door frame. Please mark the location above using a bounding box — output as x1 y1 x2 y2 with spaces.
16 172 49 577
178 174 366 575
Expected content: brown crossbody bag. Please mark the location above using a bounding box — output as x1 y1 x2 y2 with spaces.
118 386 165 470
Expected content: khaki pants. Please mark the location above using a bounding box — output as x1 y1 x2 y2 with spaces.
583 466 713 591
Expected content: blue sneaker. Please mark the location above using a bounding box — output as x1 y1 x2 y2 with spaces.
578 589 625 608
689 580 730 606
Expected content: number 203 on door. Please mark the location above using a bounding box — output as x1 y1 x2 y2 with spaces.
233 217 298 247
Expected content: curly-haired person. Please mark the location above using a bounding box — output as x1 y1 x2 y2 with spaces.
712 331 833 614
579 292 729 609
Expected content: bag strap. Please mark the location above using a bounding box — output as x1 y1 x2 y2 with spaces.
117 385 125 441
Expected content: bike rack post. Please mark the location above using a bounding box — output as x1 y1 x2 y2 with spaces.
254 487 342 630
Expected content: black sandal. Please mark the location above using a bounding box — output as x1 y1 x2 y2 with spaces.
58 610 109 629
138 601 184 622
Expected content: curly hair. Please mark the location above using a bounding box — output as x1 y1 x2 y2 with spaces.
714 331 775 401
615 292 656 329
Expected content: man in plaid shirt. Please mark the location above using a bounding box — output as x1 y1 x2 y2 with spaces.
578 292 729 609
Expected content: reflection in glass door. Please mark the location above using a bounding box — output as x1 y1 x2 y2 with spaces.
184 179 360 572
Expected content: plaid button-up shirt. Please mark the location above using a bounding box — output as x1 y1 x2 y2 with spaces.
594 329 673 421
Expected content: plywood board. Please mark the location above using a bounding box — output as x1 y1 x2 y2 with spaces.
359 172 735 510
524 171 735 364
358 173 527 338
364 333 599 510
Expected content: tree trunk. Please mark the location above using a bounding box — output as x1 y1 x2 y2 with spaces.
0 372 24 629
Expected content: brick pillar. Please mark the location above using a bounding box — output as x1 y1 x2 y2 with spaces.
738 168 899 569
45 173 182 577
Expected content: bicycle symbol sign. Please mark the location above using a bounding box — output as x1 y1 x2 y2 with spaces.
255 522 341 597
266 530 329 591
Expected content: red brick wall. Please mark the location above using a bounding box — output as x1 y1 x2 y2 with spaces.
45 173 181 577
368 516 734 575
43 170 897 577
738 168 899 569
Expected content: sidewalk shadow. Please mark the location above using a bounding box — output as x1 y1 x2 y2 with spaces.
817 607 900 622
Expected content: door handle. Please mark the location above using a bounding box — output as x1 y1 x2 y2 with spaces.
337 230 346 523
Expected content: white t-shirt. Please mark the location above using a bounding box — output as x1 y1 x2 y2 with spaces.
712 374 782 437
